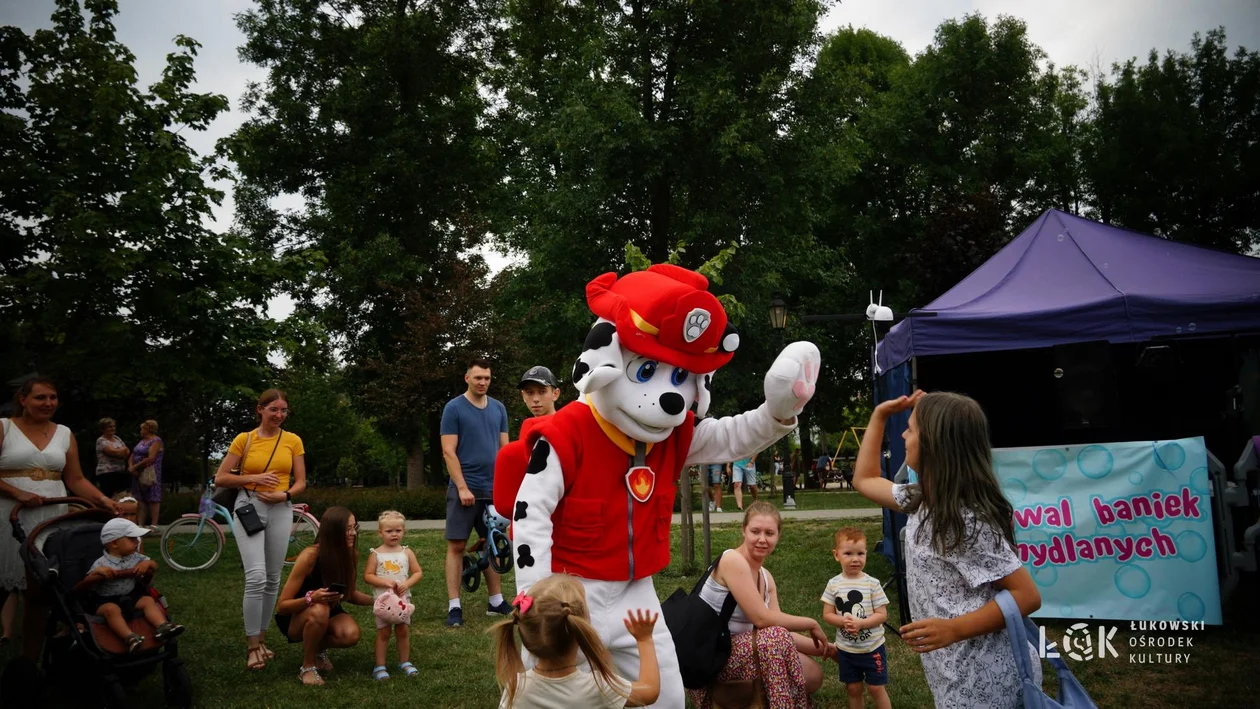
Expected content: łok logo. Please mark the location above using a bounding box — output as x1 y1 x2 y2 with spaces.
1039 623 1118 661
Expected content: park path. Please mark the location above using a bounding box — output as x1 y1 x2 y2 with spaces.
402 505 880 531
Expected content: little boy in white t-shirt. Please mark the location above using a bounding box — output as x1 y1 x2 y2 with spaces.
821 527 891 709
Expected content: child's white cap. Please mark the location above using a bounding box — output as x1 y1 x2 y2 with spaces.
101 517 150 544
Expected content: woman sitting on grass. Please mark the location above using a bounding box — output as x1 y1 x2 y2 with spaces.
274 506 373 686
687 501 833 708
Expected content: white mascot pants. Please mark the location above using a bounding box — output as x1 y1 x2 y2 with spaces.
523 576 684 708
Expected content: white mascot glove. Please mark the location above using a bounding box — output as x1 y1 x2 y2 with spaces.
764 341 821 421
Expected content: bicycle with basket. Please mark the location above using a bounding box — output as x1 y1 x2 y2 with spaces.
159 480 319 572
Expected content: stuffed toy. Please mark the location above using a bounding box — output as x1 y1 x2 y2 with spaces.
372 589 413 626
494 264 819 708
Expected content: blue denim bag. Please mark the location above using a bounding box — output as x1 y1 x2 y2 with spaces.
995 590 1098 709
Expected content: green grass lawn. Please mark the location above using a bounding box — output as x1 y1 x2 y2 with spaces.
8 519 1258 708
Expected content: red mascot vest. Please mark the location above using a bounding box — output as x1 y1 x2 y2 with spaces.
494 402 695 581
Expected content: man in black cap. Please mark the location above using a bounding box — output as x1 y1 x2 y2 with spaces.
518 365 561 418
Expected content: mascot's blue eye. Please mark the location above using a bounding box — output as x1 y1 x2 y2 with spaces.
635 361 658 382
671 368 689 386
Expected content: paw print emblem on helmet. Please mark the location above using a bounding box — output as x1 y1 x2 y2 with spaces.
683 308 712 343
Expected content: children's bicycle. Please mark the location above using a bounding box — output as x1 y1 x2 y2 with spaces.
460 504 513 592
160 481 320 571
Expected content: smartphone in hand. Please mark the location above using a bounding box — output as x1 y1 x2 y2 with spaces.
327 582 347 596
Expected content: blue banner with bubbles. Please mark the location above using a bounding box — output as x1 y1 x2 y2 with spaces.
993 437 1221 625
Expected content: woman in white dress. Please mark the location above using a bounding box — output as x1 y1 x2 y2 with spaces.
0 378 119 660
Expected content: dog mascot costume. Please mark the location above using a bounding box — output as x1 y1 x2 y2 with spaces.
495 264 819 708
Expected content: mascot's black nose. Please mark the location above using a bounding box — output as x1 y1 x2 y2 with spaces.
659 392 685 416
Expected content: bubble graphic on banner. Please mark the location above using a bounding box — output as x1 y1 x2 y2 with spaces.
1177 592 1206 622
1002 478 1027 504
1060 604 1074 617
1129 472 1143 485
1033 449 1067 480
1154 442 1186 471
1034 566 1058 587
1190 467 1210 495
1177 530 1208 562
1115 564 1151 599
1077 445 1114 479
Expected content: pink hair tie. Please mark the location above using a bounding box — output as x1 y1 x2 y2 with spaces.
512 591 533 615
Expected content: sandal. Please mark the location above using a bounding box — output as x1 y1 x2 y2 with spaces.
314 650 332 672
258 641 275 661
299 666 324 686
398 661 418 677
154 622 185 642
372 665 390 681
247 645 267 671
125 633 144 654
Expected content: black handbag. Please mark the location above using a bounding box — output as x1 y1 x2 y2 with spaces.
662 550 739 689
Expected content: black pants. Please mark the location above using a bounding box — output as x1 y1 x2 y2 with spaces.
782 474 796 502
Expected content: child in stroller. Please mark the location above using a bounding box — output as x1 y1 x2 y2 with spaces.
73 518 184 653
1 497 193 708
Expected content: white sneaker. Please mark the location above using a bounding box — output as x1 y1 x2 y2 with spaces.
708 501 715 512
715 508 723 513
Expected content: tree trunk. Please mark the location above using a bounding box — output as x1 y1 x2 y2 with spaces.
426 409 445 487
799 408 815 488
406 438 425 490
679 468 694 570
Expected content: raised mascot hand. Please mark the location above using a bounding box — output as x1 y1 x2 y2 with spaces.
764 341 821 421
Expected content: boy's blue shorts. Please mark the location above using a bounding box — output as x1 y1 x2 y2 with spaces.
837 643 888 686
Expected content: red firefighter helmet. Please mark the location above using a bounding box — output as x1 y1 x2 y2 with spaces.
586 264 740 374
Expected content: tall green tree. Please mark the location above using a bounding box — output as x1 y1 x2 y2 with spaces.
0 0 273 483
811 16 1091 312
228 0 503 486
489 0 854 455
1087 28 1259 253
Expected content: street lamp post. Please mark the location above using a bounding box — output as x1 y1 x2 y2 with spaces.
768 296 795 509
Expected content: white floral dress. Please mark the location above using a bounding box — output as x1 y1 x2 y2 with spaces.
892 483 1040 709
0 419 70 590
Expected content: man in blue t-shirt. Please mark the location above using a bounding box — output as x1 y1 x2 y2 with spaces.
440 358 510 627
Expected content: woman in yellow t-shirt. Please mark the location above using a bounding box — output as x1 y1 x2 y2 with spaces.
213 389 307 671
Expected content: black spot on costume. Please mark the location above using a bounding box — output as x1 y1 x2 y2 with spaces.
572 360 590 384
514 501 529 521
584 321 617 351
527 441 551 475
517 545 535 567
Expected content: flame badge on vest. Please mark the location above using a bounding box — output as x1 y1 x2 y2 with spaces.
626 465 656 503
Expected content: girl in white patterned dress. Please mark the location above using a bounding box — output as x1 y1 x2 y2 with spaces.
364 510 423 680
852 390 1043 709
0 378 119 659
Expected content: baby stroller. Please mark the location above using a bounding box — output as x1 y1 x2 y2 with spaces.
1 497 193 708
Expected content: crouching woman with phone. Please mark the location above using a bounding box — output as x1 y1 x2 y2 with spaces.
275 507 372 686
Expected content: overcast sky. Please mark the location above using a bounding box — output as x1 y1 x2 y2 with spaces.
5 0 1258 319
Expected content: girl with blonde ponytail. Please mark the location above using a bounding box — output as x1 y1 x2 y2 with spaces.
490 574 661 708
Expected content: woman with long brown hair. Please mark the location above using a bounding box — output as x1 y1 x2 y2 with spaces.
0 378 120 659
852 390 1041 708
213 389 308 671
274 506 372 686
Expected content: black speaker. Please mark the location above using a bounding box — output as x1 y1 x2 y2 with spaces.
1053 341 1118 428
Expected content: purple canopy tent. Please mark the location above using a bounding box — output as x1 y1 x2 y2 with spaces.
870 209 1260 624
876 209 1260 372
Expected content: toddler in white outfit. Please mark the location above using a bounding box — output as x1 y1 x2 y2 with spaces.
364 510 423 680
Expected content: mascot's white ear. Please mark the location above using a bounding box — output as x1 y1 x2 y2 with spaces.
695 371 715 418
572 319 624 395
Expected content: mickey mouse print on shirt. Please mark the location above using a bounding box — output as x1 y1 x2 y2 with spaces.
822 572 889 654
836 589 874 644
